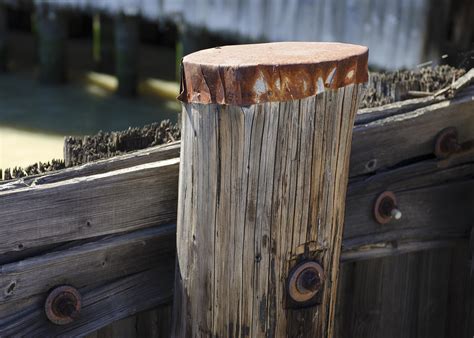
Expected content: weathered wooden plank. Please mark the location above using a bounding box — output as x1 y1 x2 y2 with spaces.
0 225 175 305
136 304 173 338
1 156 471 266
350 92 474 177
0 266 174 336
355 75 474 125
0 158 179 255
87 315 138 338
0 141 180 190
343 179 474 253
343 253 421 338
355 95 445 125
416 249 451 338
337 247 467 338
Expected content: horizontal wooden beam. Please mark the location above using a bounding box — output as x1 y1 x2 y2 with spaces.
350 89 474 177
0 142 180 191
0 157 179 255
0 267 173 336
344 176 474 250
0 225 175 305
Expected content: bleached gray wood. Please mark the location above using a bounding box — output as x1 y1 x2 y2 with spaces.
173 84 363 337
0 141 180 190
0 266 174 336
350 90 474 177
0 157 179 255
0 225 175 305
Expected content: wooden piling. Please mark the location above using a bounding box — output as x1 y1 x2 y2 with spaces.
0 5 7 72
172 42 368 336
114 14 139 97
36 4 67 84
93 14 114 73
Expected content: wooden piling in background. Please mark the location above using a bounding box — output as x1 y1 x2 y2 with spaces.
0 5 7 72
172 42 368 336
36 3 67 84
93 14 114 73
114 13 139 97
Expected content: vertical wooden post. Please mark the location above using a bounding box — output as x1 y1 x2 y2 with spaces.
114 13 139 97
172 42 368 336
93 14 114 73
0 5 7 72
36 3 67 84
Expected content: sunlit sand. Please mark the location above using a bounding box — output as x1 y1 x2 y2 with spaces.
0 127 63 170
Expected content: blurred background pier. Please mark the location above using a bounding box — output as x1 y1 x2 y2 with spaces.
0 0 472 169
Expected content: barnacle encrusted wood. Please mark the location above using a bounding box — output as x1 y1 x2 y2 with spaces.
178 41 368 105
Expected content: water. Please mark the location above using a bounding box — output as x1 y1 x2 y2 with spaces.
0 73 179 169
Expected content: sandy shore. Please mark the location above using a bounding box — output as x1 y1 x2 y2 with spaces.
0 127 63 170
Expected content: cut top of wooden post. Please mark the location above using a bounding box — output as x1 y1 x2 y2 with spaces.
178 42 368 105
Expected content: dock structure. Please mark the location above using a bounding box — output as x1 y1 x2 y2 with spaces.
0 0 472 96
4 0 470 69
114 13 139 97
0 68 473 337
0 4 6 71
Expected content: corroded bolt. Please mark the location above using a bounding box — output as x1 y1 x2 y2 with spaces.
374 191 402 224
296 268 321 294
45 285 82 325
287 261 324 305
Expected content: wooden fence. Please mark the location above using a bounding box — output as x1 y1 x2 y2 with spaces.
1 79 473 336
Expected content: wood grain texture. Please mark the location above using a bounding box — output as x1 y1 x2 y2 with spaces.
91 303 173 338
0 157 179 255
0 225 175 306
343 178 474 256
0 142 180 191
173 84 362 337
350 90 474 177
0 266 174 336
335 247 471 338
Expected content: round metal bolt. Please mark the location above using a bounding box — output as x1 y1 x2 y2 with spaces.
434 127 461 159
45 285 82 325
296 268 321 293
374 191 402 224
391 208 402 220
287 261 324 304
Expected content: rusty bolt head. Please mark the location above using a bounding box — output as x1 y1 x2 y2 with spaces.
434 127 461 159
45 285 81 325
287 261 324 304
374 191 402 224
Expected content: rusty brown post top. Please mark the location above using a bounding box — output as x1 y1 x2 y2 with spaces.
173 41 369 337
178 41 368 105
